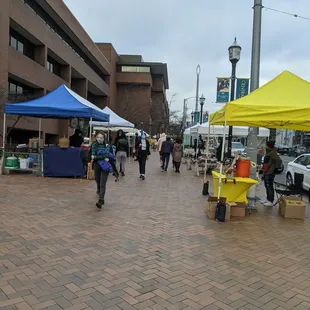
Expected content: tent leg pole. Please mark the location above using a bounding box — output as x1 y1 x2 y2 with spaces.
89 118 93 141
1 114 7 175
38 118 42 176
2 113 6 151
204 125 211 182
217 122 227 200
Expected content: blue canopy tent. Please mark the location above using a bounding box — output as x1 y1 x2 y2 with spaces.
2 84 110 150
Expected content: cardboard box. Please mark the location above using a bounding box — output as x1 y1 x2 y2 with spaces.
206 196 230 220
229 202 246 217
279 196 305 219
29 138 44 148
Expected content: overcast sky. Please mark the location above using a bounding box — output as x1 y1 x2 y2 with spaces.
64 0 310 116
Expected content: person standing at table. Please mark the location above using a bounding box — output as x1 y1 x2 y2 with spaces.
116 130 129 176
136 132 150 180
69 129 83 147
262 140 282 207
90 131 114 209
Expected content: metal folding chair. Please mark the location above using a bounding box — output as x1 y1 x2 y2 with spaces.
273 173 304 206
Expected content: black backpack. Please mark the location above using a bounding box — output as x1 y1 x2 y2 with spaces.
215 202 226 222
275 154 283 172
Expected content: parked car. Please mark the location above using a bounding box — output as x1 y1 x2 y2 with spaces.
289 145 308 157
276 144 291 155
286 154 310 191
231 141 245 156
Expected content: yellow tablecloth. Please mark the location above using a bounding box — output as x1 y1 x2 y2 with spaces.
212 171 258 203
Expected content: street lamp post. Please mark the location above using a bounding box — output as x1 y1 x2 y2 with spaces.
199 94 205 124
195 65 201 112
227 37 241 156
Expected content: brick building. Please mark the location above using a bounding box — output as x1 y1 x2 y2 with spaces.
0 0 168 144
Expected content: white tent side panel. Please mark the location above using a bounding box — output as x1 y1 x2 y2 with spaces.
190 123 269 137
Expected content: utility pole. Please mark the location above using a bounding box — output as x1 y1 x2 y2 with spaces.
247 0 262 181
195 65 201 113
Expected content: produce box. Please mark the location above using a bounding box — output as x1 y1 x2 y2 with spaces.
279 196 305 219
29 138 44 148
206 196 230 220
229 202 246 217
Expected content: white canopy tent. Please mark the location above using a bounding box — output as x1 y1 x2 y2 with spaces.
190 122 270 137
91 106 134 128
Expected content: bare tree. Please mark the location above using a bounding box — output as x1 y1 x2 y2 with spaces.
117 84 152 129
0 87 40 139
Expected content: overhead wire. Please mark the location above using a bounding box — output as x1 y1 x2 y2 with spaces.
263 6 310 22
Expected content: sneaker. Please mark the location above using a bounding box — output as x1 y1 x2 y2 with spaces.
264 201 273 207
141 175 145 180
96 199 104 209
139 175 142 179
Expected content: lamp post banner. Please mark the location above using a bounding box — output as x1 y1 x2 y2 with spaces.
236 78 250 99
193 111 200 123
216 77 230 103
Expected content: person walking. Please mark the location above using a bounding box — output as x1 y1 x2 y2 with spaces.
161 136 174 172
216 138 223 162
90 131 115 209
262 140 282 207
172 137 183 173
116 130 129 176
136 132 150 180
157 133 166 167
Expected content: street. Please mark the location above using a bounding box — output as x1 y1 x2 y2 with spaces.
274 155 295 184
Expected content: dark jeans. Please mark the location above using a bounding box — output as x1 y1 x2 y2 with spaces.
139 157 147 175
162 153 170 170
94 163 109 201
264 173 275 203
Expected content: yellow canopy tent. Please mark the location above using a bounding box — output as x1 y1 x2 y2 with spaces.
210 71 310 131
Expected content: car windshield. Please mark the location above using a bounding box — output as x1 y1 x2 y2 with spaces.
232 142 244 149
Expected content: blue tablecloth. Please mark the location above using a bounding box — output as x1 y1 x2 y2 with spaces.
43 147 85 177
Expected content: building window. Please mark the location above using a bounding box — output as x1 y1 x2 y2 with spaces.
9 29 34 59
9 82 23 95
9 35 24 54
47 56 61 77
121 66 151 73
23 0 110 80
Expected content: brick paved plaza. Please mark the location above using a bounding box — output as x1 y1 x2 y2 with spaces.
1 155 310 310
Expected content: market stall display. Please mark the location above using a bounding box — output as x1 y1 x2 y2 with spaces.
207 71 310 220
212 171 257 203
43 147 85 177
1 84 109 176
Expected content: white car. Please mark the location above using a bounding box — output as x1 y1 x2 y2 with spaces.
286 154 310 191
231 142 245 156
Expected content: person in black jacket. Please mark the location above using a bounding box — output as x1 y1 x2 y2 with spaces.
136 133 150 180
69 129 83 147
216 138 223 162
161 136 174 172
